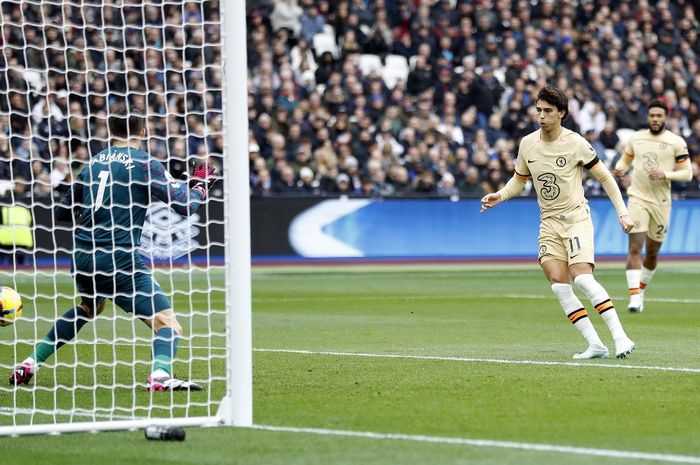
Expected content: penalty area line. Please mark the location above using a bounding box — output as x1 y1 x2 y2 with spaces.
253 348 700 374
250 424 700 464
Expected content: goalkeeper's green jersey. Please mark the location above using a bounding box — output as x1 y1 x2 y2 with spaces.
62 146 204 253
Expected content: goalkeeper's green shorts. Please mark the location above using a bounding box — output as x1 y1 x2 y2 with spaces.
72 249 170 317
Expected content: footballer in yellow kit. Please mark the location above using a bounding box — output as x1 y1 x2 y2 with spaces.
516 126 602 267
614 100 692 313
481 85 636 360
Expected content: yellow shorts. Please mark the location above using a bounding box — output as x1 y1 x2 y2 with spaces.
628 197 670 242
538 205 595 266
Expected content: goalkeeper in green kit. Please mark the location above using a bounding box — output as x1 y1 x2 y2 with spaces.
10 106 215 391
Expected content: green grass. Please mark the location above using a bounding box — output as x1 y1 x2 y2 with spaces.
1 262 699 465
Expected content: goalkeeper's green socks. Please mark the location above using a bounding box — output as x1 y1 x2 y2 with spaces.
152 327 178 377
31 306 91 365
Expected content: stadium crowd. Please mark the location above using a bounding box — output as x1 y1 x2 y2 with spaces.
0 1 224 199
245 0 700 198
1 0 700 201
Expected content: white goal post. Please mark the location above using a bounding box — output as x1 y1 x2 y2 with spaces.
0 0 251 435
220 0 253 428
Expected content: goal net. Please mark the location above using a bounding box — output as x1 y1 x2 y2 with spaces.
0 0 250 435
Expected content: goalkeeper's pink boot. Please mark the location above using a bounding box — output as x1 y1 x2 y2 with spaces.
9 361 35 385
147 374 203 392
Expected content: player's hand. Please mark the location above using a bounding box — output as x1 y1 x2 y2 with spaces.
190 162 217 197
480 193 502 213
648 169 666 181
613 167 626 177
619 214 634 233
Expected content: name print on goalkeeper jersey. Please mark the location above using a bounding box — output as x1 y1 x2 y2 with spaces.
68 146 205 256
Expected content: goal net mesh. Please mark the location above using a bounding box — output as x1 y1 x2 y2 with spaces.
0 0 228 432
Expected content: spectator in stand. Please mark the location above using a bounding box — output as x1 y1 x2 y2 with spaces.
437 172 459 198
579 102 607 136
332 173 351 195
617 97 647 130
599 120 620 150
270 0 303 37
407 55 432 96
414 170 436 195
297 166 320 196
273 165 300 195
459 167 486 197
300 4 326 42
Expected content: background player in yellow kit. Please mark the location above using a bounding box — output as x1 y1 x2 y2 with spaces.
481 86 636 359
614 101 693 312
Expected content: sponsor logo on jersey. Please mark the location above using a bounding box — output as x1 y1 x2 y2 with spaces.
555 157 566 167
140 202 201 260
641 152 659 172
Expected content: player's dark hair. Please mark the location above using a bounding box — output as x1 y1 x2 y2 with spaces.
108 105 144 138
536 85 569 120
648 99 668 114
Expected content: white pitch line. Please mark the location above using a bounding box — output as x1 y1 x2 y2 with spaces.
19 342 699 374
250 424 700 464
254 348 700 374
253 293 700 304
1 410 697 464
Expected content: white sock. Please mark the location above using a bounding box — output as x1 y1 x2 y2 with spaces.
625 269 641 295
551 283 605 348
150 368 170 378
640 266 656 292
23 357 37 370
574 274 628 342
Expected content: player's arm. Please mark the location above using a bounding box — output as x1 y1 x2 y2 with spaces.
54 171 85 223
586 157 634 232
481 152 530 212
147 159 210 216
613 138 634 177
650 154 693 182
648 137 693 181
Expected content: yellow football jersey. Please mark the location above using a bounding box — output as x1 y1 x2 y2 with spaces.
515 128 599 219
623 129 689 204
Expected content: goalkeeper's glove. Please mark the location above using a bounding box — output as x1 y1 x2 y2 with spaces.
190 163 217 198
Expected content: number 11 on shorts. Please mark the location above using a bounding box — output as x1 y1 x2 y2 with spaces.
568 236 581 259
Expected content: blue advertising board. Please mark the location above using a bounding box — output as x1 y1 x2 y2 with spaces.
287 198 700 259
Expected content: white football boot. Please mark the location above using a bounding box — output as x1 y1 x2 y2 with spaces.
573 345 610 360
615 338 636 359
627 293 642 313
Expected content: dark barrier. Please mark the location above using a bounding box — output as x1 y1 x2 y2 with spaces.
12 196 700 263
250 197 320 256
2 198 225 265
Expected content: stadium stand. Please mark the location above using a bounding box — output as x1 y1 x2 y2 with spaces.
1 0 700 199
245 0 700 198
0 1 224 198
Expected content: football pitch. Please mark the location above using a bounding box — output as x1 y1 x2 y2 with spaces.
1 262 699 465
